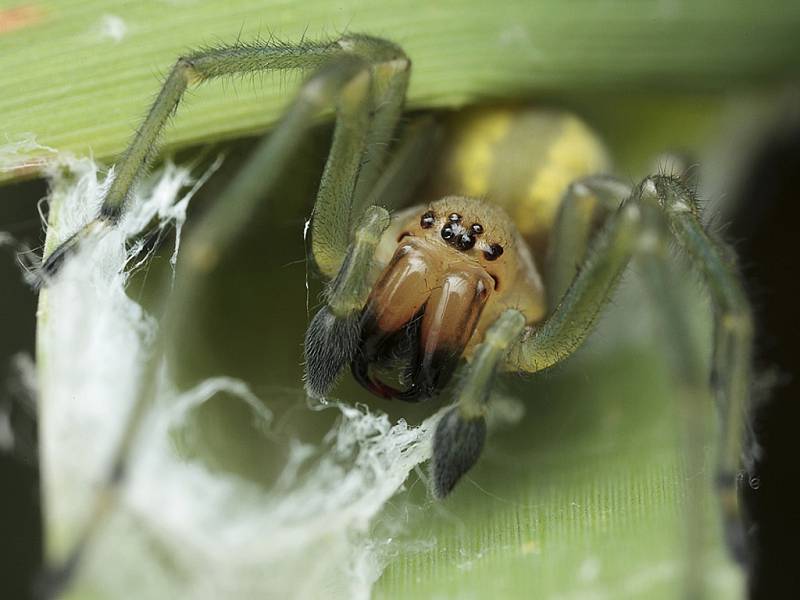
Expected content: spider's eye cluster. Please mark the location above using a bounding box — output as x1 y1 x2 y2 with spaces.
419 209 503 258
436 212 481 251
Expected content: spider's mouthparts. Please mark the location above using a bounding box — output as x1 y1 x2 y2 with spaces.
351 240 493 402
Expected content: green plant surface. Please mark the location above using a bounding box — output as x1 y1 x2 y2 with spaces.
374 346 738 599
2 0 800 184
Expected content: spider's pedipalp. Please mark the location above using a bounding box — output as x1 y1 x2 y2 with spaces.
304 307 362 399
304 205 391 397
431 406 487 499
431 308 525 497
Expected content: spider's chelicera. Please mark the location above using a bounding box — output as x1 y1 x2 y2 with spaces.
38 33 753 593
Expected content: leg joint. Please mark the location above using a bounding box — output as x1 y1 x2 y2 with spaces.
649 174 700 215
354 206 391 243
483 310 526 350
174 56 201 83
298 59 369 109
338 34 408 64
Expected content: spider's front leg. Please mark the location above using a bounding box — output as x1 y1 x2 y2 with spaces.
301 105 446 396
643 176 754 564
39 34 410 281
39 34 412 598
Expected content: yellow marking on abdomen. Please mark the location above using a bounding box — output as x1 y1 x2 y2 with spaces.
447 110 513 197
514 115 611 241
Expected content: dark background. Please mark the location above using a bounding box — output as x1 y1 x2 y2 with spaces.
0 175 44 600
731 115 800 599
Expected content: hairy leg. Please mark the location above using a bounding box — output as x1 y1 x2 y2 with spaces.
546 174 631 308
302 111 444 398
39 34 408 281
647 176 754 563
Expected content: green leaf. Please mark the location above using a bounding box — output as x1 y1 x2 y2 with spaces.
3 0 800 183
375 346 742 599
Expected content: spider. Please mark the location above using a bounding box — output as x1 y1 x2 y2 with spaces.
39 33 752 595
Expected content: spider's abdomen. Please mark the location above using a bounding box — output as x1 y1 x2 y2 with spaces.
427 106 611 257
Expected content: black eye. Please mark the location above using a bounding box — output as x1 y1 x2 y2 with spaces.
484 243 504 261
470 223 483 235
420 211 435 228
448 213 462 223
456 233 475 251
441 225 454 240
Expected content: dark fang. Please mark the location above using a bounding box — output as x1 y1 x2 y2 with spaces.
484 243 504 261
351 310 430 402
304 307 362 398
398 347 461 402
420 211 435 228
431 406 487 498
353 311 456 403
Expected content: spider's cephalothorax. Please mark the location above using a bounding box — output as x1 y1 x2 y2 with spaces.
38 33 752 593
352 197 545 401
